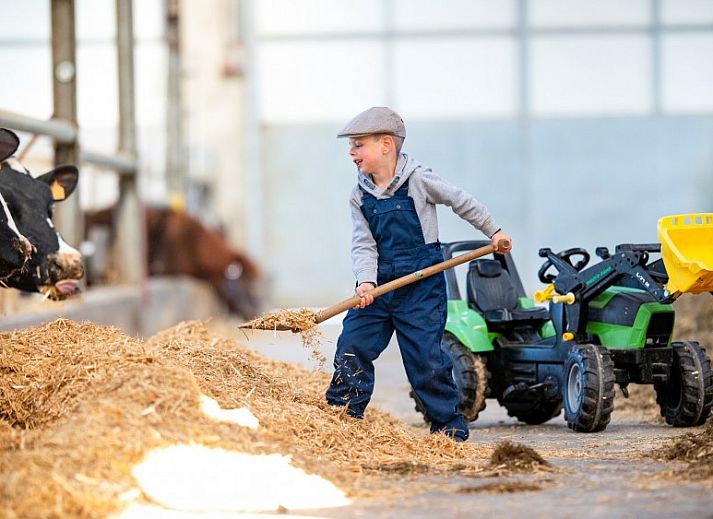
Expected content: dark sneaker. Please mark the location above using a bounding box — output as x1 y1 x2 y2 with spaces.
328 404 364 420
430 415 469 442
444 428 468 442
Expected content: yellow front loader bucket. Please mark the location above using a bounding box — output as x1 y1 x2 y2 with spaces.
657 213 713 296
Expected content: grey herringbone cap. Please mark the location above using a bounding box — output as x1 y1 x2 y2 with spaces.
336 107 406 139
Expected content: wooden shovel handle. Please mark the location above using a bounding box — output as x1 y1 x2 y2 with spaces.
316 239 510 324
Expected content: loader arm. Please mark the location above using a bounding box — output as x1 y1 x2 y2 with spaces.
542 243 675 339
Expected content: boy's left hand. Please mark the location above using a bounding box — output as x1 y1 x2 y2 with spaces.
491 231 512 254
354 282 376 308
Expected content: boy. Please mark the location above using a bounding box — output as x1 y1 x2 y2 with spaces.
325 107 512 441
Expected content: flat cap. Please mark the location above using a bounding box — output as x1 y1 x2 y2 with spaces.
337 107 406 139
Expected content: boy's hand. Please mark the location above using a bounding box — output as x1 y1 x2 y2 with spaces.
491 231 513 254
354 282 375 308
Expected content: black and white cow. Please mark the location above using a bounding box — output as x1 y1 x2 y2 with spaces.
0 128 83 300
0 128 32 277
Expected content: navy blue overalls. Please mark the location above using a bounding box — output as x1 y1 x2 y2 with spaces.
326 179 468 440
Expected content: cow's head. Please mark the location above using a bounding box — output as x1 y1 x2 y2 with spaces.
0 129 32 276
0 159 84 299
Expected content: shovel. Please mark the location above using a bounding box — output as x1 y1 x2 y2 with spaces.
239 239 510 332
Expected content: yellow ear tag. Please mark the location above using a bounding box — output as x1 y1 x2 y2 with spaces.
51 180 66 201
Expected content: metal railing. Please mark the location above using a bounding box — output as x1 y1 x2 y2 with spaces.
0 0 143 285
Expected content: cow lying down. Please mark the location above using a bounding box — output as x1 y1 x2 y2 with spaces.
0 128 84 300
85 207 263 319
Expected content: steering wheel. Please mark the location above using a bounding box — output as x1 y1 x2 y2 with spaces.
538 247 591 284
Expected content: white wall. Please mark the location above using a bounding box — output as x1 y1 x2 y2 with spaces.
246 0 713 306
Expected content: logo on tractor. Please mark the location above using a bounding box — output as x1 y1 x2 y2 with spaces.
586 266 613 287
635 271 651 289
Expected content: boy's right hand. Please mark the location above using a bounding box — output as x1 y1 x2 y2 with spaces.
354 282 376 308
491 230 513 254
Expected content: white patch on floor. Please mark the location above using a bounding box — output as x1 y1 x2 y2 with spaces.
116 503 326 518
130 444 351 513
199 395 259 429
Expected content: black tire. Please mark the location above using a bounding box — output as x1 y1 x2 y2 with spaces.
409 333 489 422
563 344 616 432
654 341 713 427
502 399 563 425
442 333 489 421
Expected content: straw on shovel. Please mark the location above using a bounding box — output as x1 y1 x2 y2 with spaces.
239 239 510 332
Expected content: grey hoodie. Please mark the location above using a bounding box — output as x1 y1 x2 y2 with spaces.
350 153 500 284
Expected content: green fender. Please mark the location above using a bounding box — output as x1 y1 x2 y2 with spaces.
586 286 674 349
444 300 494 353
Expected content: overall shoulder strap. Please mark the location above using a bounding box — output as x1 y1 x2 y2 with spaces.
394 178 410 196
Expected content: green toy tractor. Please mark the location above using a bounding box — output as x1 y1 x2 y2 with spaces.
413 214 713 432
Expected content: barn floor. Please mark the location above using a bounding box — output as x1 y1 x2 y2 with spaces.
1 289 711 518
211 316 713 519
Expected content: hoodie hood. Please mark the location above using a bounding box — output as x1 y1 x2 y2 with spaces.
357 153 421 199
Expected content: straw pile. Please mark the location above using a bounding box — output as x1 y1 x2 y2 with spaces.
652 420 713 481
0 319 491 518
485 441 552 476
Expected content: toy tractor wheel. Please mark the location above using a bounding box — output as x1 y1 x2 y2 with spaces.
654 341 713 427
409 333 489 422
563 344 615 432
442 333 489 421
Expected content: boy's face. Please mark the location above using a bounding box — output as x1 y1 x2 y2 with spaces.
348 135 389 174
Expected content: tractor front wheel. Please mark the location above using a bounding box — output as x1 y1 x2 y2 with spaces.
563 344 615 432
655 341 713 427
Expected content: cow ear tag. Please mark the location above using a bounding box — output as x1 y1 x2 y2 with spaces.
51 180 66 201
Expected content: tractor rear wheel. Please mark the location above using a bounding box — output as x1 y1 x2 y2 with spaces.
655 341 713 427
442 333 489 421
563 344 616 432
410 333 489 422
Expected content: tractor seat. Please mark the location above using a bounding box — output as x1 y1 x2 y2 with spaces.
466 259 549 325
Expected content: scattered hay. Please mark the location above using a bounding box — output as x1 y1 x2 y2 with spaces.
485 441 552 475
0 319 491 518
652 420 713 481
363 461 435 475
614 384 662 423
456 481 544 494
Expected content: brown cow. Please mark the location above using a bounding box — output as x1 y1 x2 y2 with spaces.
85 207 262 319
